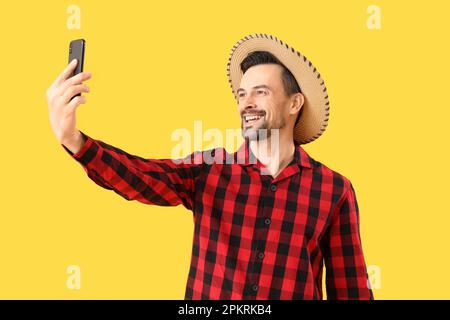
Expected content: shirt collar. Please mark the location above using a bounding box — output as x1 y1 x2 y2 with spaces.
234 138 314 169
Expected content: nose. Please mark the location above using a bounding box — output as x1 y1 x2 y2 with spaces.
238 94 257 114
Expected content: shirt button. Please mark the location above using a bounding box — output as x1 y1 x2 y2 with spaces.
252 284 259 292
258 252 265 259
264 218 271 226
270 184 277 192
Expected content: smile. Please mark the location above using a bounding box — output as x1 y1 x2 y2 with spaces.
243 113 265 125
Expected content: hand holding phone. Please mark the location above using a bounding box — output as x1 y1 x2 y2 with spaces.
46 39 91 152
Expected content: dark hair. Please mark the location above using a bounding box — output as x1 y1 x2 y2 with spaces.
240 51 303 125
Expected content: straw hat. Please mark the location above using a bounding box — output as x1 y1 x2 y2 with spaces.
226 33 330 144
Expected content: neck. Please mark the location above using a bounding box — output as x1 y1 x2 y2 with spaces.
249 128 296 178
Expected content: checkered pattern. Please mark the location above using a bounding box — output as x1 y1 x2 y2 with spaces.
62 131 374 300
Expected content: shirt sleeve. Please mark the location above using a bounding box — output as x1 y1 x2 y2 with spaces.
61 130 204 211
321 180 374 300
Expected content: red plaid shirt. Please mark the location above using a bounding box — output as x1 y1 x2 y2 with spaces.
62 131 374 300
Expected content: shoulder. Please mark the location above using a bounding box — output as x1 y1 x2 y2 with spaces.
303 148 354 196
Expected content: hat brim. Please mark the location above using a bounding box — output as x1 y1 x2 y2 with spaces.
226 33 330 144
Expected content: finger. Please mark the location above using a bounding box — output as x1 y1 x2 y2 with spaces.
67 95 87 112
58 71 91 95
62 84 90 104
54 59 78 86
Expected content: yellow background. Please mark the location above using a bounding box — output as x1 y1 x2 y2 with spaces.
0 0 449 299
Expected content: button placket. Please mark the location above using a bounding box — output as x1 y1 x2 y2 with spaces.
245 178 271 296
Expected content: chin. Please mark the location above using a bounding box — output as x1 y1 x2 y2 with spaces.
242 128 270 141
243 130 258 141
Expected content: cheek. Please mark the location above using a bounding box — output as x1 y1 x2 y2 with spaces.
265 110 278 128
265 103 282 124
237 103 243 115
276 103 290 121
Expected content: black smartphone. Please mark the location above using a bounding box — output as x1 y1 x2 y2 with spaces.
68 39 85 99
68 39 85 78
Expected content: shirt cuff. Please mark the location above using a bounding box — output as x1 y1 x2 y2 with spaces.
61 131 97 164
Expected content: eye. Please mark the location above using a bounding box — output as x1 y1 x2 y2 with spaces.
238 92 245 98
257 90 267 95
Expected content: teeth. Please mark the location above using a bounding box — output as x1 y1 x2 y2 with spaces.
244 115 263 121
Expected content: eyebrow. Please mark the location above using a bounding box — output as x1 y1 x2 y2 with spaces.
236 85 271 94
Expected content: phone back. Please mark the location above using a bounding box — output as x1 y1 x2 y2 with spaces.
68 39 85 77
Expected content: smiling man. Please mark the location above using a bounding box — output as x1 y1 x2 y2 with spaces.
46 33 373 300
237 60 304 178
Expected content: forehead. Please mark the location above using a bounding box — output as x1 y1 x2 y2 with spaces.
239 64 283 88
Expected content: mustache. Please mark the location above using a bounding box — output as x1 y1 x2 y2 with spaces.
240 110 266 117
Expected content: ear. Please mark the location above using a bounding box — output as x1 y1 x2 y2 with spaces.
289 92 305 116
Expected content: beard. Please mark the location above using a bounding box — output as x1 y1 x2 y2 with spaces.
241 116 286 141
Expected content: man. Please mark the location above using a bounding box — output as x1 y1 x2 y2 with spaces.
46 33 373 300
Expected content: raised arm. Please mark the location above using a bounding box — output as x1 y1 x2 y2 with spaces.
61 131 203 210
46 59 202 210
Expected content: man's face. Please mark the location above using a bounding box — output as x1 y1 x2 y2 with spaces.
237 64 292 141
